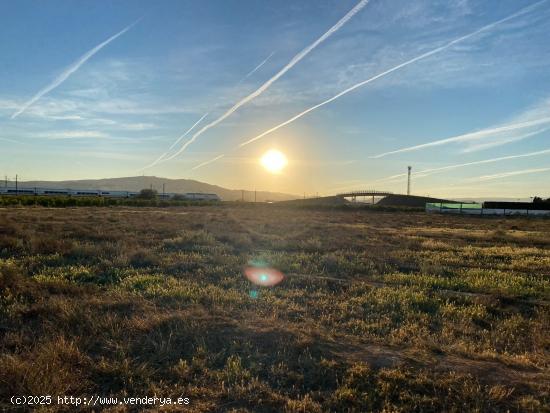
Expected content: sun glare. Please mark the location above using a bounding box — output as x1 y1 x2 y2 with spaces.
260 149 287 173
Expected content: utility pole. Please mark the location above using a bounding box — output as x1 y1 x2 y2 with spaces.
254 190 257 203
15 174 18 195
162 183 165 197
407 166 412 196
4 175 7 188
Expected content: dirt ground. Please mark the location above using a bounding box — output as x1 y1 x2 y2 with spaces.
1 205 548 412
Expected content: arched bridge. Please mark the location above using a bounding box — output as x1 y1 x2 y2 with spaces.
336 190 393 197
336 190 393 204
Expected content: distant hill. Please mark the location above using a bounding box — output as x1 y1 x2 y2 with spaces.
277 194 459 209
17 176 297 202
377 194 457 208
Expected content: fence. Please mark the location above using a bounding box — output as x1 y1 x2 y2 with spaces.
426 202 550 216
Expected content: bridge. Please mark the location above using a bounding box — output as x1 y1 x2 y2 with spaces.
336 190 393 203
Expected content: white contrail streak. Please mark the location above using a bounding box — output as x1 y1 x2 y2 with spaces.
168 0 371 159
142 52 275 170
460 128 548 153
371 117 550 158
143 51 278 171
235 0 547 150
241 52 275 81
377 146 550 183
11 19 141 119
192 154 225 170
141 112 209 170
165 114 209 153
141 52 276 170
473 167 550 182
323 147 550 192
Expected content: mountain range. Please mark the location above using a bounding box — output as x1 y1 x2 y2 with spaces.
14 176 297 202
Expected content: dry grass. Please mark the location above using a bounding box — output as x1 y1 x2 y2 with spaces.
0 205 549 412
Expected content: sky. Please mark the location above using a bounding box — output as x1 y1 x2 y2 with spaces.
1 0 549 198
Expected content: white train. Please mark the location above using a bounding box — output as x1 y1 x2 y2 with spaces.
0 187 220 201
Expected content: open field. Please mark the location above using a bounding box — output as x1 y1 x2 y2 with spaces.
0 205 549 412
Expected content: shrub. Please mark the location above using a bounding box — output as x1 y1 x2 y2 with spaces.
136 189 158 200
129 249 160 268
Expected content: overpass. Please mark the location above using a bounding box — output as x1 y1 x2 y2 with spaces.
336 190 393 203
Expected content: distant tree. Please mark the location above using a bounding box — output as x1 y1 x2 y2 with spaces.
172 194 186 201
532 196 550 206
137 188 158 199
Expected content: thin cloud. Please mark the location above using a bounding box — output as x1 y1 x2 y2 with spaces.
0 137 24 145
116 122 157 131
69 150 146 161
32 130 108 140
11 18 141 119
168 0 371 159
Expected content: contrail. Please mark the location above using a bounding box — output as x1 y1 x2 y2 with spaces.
141 112 209 170
371 117 550 158
192 154 225 170
143 51 277 169
377 146 550 183
168 0 371 159
142 52 274 170
328 146 550 191
241 52 275 81
460 128 548 153
474 166 550 182
159 113 209 160
11 19 141 119
235 0 547 150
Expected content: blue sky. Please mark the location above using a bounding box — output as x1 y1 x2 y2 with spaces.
1 0 549 198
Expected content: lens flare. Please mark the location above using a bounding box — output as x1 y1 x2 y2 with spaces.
244 266 285 287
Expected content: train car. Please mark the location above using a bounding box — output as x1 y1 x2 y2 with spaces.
39 188 70 196
0 186 220 201
71 190 101 196
100 191 131 198
202 193 221 201
2 187 36 195
184 192 220 201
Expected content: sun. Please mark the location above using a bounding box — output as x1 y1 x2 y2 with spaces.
260 149 287 174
